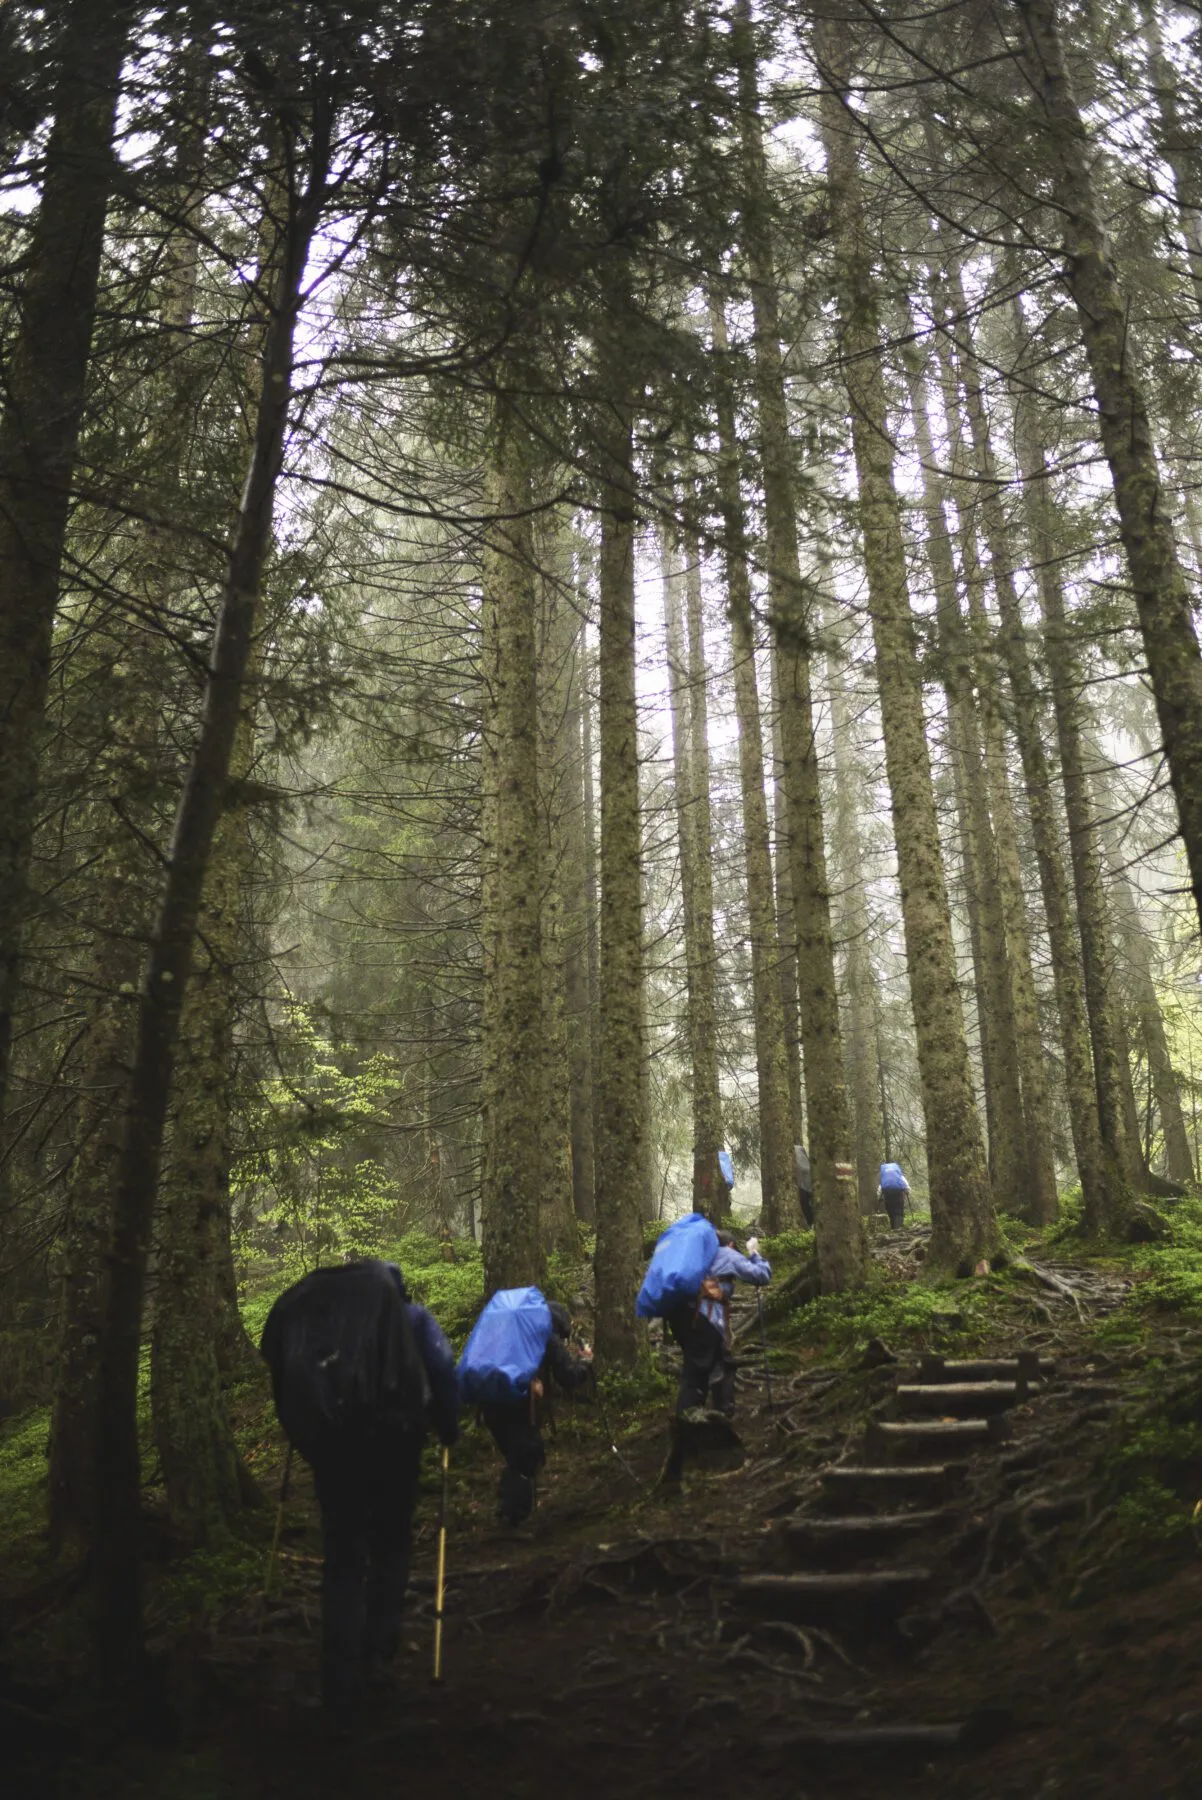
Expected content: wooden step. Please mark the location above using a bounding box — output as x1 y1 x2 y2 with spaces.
819 1463 969 1508
909 1352 1053 1385
867 1417 1004 1460
774 1708 1013 1758
894 1380 1040 1417
784 1509 952 1567
734 1568 934 1627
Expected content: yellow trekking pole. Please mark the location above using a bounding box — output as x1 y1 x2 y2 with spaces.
432 1445 450 1684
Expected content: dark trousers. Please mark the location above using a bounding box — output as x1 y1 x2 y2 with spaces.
667 1309 733 1416
883 1189 906 1229
482 1401 545 1524
308 1424 423 1712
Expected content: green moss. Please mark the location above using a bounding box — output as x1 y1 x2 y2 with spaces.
0 1406 49 1583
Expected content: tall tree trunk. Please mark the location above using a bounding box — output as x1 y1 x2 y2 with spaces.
988 298 1113 1231
824 609 884 1215
901 332 1026 1217
479 405 546 1294
1004 293 1138 1225
769 678 805 1143
682 520 727 1217
1091 758 1195 1184
0 1 132 1121
581 632 602 1198
536 519 580 1253
660 523 724 1218
560 583 595 1226
816 22 994 1269
1140 0 1202 319
918 276 1062 1225
593 381 645 1368
734 4 864 1283
1015 0 1202 943
709 299 799 1235
90 117 331 1695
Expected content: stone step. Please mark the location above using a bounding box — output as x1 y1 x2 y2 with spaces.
734 1568 935 1628
866 1417 1005 1461
907 1353 1054 1384
819 1463 970 1508
783 1509 953 1567
894 1381 1040 1418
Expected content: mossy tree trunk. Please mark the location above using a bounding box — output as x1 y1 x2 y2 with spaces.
0 0 132 1122
660 522 725 1220
1016 0 1202 945
559 575 596 1227
593 377 645 1368
91 110 332 1692
816 22 994 1269
709 298 799 1236
823 603 885 1215
682 519 727 1218
479 403 546 1295
734 2 864 1284
902 332 1025 1218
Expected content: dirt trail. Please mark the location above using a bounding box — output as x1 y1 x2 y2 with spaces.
19 1245 1202 1798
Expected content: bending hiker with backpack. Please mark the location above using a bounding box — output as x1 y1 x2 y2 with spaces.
877 1161 911 1230
260 1258 459 1731
458 1290 593 1528
637 1213 772 1422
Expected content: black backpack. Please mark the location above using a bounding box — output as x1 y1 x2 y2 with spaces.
260 1260 430 1456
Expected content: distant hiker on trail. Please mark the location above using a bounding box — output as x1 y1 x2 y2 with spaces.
794 1143 814 1227
458 1290 594 1529
878 1161 911 1230
260 1258 459 1730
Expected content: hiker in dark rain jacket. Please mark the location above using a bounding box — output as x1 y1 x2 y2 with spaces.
260 1258 458 1726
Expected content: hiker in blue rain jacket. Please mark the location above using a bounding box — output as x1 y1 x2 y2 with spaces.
665 1229 771 1418
482 1301 594 1527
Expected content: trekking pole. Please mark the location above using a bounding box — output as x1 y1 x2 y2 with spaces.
756 1292 773 1409
263 1443 294 1603
432 1445 450 1685
594 1380 641 1486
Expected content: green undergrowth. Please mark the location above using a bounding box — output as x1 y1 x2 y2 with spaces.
0 1405 50 1588
1126 1197 1202 1319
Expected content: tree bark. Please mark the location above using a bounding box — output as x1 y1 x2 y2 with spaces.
816 21 994 1269
709 298 799 1236
734 3 864 1283
593 381 645 1368
1016 0 1202 944
0 0 132 1120
90 113 331 1695
918 271 1062 1226
660 522 724 1219
560 575 595 1226
823 605 885 1215
901 332 1026 1218
479 404 546 1294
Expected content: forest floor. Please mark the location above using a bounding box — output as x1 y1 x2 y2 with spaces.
6 1215 1202 1798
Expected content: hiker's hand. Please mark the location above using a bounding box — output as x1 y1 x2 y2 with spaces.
580 1342 593 1360
531 1377 545 1400
746 1236 760 1257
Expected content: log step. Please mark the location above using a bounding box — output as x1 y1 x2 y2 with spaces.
775 1709 1013 1758
908 1355 1054 1384
784 1510 952 1567
819 1463 970 1508
895 1381 1041 1417
867 1417 1003 1460
734 1568 934 1626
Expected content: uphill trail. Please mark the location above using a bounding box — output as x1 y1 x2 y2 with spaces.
44 1232 1202 1799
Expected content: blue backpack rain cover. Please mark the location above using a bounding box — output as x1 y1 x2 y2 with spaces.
636 1213 720 1320
457 1286 553 1406
717 1149 735 1189
880 1162 906 1191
